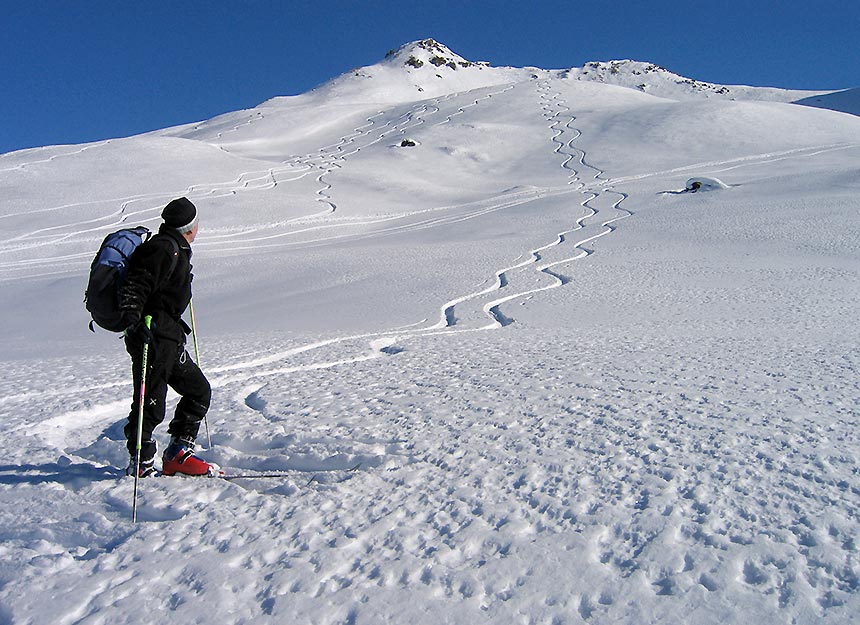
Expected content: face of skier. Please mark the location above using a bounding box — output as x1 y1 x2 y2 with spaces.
185 221 199 243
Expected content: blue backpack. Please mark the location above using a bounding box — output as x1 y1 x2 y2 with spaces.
85 226 178 332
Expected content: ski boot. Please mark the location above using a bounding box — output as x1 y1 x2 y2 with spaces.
162 437 219 477
126 455 159 478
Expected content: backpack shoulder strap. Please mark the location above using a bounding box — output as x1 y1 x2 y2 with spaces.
166 236 180 278
148 233 181 279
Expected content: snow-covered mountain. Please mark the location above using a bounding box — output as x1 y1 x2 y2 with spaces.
307 39 837 104
2 39 860 625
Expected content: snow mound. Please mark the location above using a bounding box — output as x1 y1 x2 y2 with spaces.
686 176 730 192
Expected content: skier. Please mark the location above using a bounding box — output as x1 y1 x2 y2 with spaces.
120 197 215 477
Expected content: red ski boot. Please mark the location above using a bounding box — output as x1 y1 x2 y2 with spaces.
162 438 219 476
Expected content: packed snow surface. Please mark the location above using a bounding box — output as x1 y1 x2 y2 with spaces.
1 40 859 624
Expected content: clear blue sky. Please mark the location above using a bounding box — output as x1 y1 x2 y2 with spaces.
2 0 858 154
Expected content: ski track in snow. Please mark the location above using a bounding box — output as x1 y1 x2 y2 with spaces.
186 82 618 379
603 143 860 188
427 81 630 332
0 94 464 266
0 140 112 173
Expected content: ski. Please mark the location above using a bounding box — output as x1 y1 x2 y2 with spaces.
216 463 362 485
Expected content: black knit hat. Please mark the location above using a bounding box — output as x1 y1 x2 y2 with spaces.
162 197 198 232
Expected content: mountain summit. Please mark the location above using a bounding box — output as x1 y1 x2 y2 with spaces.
312 38 526 102
313 38 834 107
383 38 484 71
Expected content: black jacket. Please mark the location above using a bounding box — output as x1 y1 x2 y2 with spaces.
119 225 193 343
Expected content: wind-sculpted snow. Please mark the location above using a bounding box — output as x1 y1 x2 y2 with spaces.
2 330 859 623
2 46 860 624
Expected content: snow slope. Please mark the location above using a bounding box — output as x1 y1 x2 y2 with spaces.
563 59 831 103
1 40 859 624
795 87 860 116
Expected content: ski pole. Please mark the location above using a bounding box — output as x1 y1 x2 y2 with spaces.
189 298 212 449
132 315 152 524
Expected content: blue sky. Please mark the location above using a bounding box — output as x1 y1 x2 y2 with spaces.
2 0 858 154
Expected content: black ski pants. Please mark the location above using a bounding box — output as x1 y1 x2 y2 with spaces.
124 336 211 462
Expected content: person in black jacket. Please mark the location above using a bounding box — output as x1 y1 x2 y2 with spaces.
120 197 216 477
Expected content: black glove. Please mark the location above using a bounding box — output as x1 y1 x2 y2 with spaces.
125 317 155 345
